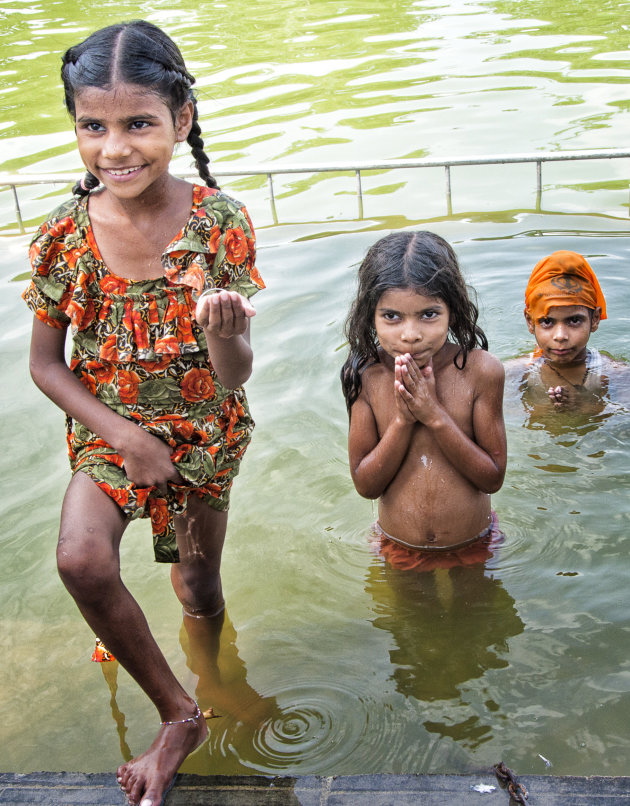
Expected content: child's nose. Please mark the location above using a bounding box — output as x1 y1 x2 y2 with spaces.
101 131 132 159
401 323 421 342
553 324 569 341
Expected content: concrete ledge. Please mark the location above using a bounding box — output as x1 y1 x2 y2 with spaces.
2 772 630 804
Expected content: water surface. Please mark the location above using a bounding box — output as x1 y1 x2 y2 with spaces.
1 0 630 780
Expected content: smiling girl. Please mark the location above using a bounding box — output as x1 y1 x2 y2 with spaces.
341 231 507 570
23 21 264 806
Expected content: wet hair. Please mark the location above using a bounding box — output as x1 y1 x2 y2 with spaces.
341 230 488 413
61 20 218 196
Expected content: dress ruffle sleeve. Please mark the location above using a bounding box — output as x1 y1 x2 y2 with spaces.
163 187 265 300
23 199 94 330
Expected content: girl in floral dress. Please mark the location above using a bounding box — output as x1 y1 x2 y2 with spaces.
23 21 263 806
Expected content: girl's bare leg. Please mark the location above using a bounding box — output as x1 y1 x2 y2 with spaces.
58 472 206 806
170 496 228 618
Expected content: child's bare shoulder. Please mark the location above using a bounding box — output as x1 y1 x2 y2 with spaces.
361 351 392 384
465 348 505 385
503 355 530 384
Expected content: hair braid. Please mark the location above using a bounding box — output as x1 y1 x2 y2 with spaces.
73 171 101 197
188 99 219 189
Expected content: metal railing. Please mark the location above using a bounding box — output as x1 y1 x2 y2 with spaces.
2 148 629 232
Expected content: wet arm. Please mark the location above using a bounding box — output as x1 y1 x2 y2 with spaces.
424 358 507 493
196 291 254 389
348 395 415 499
28 317 180 489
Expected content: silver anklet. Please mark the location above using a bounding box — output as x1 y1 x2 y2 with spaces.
161 704 202 726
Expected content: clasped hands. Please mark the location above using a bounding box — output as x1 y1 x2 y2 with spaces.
547 384 570 410
394 353 441 426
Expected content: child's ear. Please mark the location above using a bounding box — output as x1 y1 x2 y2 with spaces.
590 307 602 333
175 100 194 143
524 310 535 334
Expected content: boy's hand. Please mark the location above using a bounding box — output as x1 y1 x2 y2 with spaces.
195 290 256 338
395 354 442 426
547 385 570 410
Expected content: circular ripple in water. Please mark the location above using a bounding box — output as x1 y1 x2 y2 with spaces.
212 683 369 774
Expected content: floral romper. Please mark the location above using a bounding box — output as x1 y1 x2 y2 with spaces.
24 185 265 563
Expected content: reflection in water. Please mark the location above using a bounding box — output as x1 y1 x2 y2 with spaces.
366 560 523 748
176 609 282 774
503 361 629 440
99 662 132 763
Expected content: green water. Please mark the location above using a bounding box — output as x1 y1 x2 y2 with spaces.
2 0 630 779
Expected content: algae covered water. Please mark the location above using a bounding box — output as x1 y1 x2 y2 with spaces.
1 0 630 778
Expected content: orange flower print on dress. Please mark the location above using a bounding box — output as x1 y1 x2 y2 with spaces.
180 262 206 296
181 367 215 403
224 228 249 264
149 498 170 537
101 275 129 296
249 265 264 287
118 369 142 405
100 333 119 362
140 355 171 373
81 372 97 395
209 225 221 254
92 363 116 385
173 419 195 441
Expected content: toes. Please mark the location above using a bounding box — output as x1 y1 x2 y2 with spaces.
125 772 145 806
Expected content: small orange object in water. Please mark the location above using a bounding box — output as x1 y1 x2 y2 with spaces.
91 638 116 662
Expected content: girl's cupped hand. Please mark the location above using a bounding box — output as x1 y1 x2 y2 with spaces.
195 289 255 338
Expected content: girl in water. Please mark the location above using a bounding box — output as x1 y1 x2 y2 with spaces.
23 20 263 806
341 231 506 570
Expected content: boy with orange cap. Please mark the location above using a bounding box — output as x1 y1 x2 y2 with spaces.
511 250 616 412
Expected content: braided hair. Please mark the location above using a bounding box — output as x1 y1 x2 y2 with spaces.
341 231 488 414
61 20 219 196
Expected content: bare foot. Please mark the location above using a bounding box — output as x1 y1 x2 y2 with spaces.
117 703 207 806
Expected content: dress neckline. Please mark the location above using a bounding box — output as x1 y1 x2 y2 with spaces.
82 184 204 284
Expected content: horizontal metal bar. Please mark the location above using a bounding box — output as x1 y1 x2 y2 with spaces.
1 148 629 187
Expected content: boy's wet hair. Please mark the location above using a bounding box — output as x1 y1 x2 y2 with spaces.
341 230 488 413
61 20 218 196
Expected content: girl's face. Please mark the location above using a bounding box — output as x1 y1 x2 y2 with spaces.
374 286 450 368
73 82 193 201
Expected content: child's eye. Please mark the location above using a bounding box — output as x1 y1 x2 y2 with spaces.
422 310 438 320
382 312 400 321
568 316 586 325
81 122 105 133
538 317 553 327
130 120 150 130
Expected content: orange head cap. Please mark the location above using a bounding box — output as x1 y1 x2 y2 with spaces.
524 250 607 322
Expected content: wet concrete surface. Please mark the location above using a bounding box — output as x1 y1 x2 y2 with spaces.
2 772 630 805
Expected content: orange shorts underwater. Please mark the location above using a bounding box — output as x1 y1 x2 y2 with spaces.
369 511 505 572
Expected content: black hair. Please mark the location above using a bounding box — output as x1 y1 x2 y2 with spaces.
61 20 218 196
340 230 488 414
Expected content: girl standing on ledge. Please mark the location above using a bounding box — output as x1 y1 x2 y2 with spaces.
24 20 264 806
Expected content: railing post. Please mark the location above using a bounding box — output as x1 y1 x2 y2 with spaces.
355 170 363 219
536 161 542 211
11 185 25 235
267 173 278 225
445 165 452 216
